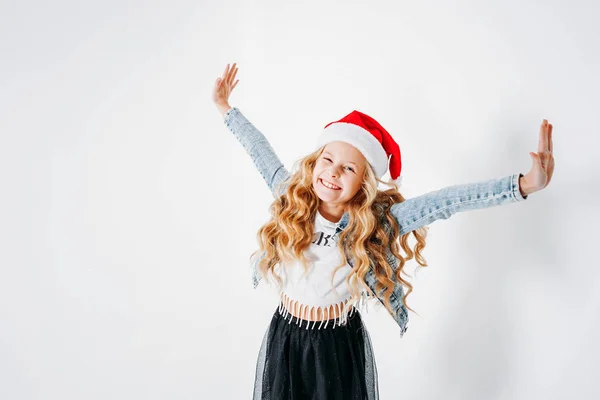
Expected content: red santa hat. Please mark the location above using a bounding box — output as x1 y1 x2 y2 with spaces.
315 110 403 188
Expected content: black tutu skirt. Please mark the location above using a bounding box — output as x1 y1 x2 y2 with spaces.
253 304 379 399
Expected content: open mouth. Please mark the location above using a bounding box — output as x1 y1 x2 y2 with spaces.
319 178 341 190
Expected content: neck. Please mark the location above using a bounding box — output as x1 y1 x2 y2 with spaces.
318 203 345 223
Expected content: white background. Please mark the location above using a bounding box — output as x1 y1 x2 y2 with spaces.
1 0 599 399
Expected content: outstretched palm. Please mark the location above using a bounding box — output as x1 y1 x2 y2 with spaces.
525 119 554 192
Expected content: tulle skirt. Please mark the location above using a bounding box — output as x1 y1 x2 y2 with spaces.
253 304 379 399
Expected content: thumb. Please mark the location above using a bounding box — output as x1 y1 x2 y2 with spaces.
529 152 540 164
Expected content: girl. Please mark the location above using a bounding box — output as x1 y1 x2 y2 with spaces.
212 62 555 399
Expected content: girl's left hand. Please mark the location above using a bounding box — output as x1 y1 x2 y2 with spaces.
522 119 554 195
213 62 239 108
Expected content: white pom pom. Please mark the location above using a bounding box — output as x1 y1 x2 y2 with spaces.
392 175 403 189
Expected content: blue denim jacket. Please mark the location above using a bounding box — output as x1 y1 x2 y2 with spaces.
223 106 528 337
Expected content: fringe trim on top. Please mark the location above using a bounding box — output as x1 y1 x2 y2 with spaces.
277 290 371 330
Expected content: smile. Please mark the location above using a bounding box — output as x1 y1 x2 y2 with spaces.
320 178 341 190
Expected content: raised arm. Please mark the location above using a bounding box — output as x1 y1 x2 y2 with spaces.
223 107 291 197
391 173 528 235
213 63 291 197
392 118 555 235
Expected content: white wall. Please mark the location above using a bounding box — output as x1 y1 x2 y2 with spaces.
1 0 598 398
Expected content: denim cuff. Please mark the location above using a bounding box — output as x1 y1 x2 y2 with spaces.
223 106 237 123
512 173 528 201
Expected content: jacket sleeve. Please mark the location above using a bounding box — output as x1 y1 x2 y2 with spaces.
390 173 528 235
223 107 291 197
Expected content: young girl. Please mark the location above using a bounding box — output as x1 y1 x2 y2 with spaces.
212 63 555 399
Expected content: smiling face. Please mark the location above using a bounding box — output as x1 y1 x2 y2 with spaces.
312 141 368 206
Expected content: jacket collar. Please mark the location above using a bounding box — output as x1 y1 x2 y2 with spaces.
336 211 350 231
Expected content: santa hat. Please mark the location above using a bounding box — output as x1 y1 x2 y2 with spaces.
315 110 403 188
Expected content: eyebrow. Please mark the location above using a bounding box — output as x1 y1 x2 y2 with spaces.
323 151 359 167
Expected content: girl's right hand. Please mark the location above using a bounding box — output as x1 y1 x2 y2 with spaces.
213 63 239 109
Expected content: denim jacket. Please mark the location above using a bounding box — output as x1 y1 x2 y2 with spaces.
223 106 528 338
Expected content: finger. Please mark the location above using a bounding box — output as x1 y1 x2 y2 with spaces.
540 152 551 167
222 63 230 80
546 159 554 185
226 63 235 81
548 123 553 153
530 152 542 168
538 119 548 153
529 152 537 163
228 64 238 85
232 79 239 90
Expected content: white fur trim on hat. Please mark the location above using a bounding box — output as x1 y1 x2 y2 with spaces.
315 122 389 178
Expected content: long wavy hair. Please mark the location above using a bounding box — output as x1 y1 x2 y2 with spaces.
250 145 429 321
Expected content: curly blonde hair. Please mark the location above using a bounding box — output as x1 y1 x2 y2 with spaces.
250 145 429 320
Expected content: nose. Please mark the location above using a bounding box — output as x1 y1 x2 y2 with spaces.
329 165 341 178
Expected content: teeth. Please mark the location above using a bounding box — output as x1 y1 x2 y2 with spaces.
321 179 340 190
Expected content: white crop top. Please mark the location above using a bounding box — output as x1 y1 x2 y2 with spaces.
271 209 367 329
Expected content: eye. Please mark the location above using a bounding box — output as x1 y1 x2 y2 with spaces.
324 157 354 172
